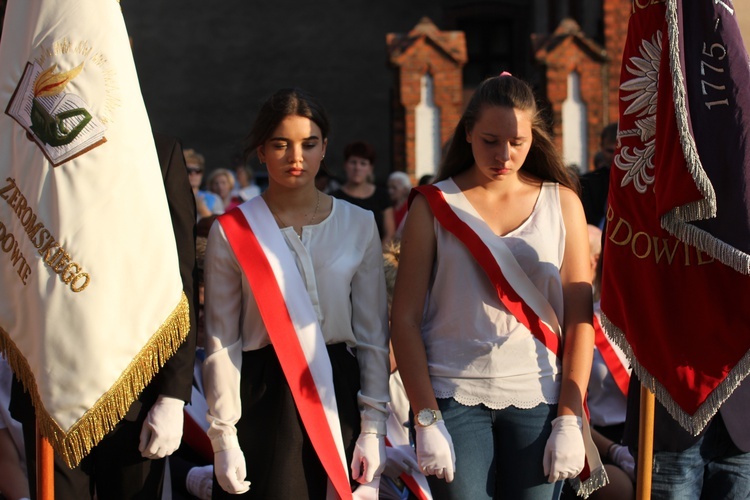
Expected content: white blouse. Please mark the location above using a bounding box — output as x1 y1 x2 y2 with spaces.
202 198 391 451
422 179 565 410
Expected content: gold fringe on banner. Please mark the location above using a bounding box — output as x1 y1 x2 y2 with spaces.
0 292 190 468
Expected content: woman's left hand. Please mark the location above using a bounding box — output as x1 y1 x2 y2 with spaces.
351 433 386 483
543 415 585 482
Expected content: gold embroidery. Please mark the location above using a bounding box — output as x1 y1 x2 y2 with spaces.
1 177 90 292
606 206 716 266
0 221 32 285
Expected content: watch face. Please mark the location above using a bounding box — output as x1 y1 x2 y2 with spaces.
417 409 435 426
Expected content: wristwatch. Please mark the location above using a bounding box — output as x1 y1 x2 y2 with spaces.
414 408 442 427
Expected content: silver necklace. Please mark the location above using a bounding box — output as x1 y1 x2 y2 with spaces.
267 190 321 238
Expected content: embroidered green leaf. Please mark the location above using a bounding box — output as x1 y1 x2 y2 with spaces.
34 62 84 97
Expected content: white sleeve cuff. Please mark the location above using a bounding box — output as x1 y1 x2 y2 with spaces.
210 434 240 452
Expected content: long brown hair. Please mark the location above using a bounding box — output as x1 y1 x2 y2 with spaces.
436 74 577 192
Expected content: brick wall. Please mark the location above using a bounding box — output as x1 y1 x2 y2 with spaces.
603 0 632 124
387 18 466 179
536 19 607 171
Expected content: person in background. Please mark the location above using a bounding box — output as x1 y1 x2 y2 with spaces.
579 123 618 227
332 141 395 247
184 148 224 219
232 165 261 202
203 88 390 498
207 168 242 212
391 73 595 499
387 172 412 240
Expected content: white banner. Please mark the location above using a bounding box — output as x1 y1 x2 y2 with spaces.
0 0 189 466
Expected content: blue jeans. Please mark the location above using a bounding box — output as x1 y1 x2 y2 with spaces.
650 416 750 499
426 398 563 500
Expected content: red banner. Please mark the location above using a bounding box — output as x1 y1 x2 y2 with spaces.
601 0 750 435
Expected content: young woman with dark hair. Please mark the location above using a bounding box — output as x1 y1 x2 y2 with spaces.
203 88 390 499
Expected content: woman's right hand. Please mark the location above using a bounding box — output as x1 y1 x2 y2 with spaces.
415 421 456 482
214 447 251 494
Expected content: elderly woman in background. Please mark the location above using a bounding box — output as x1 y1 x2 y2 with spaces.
207 168 242 212
387 171 412 239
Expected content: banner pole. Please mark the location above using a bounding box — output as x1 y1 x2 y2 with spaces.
636 384 655 500
36 421 54 500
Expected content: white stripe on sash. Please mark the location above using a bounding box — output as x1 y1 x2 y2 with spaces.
240 197 350 482
437 179 562 337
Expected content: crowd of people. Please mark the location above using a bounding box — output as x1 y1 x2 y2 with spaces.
2 72 747 500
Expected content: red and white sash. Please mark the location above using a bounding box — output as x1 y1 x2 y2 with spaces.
412 181 607 497
411 182 562 354
218 196 362 500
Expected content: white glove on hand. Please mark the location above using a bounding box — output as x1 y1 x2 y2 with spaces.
383 444 420 479
186 464 213 500
351 433 386 483
215 447 251 494
543 415 585 483
138 395 184 459
610 443 635 481
415 421 456 483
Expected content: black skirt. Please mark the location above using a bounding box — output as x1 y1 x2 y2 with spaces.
213 343 361 500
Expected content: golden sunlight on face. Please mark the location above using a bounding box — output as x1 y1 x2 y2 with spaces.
466 105 533 179
258 115 327 188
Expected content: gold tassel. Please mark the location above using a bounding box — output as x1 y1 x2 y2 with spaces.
0 292 190 468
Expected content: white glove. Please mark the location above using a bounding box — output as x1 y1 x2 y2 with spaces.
383 444 420 479
138 395 184 459
215 447 251 494
609 443 635 481
351 433 386 483
186 464 213 500
415 420 456 483
543 415 585 483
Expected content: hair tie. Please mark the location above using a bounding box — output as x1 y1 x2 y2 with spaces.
499 71 512 77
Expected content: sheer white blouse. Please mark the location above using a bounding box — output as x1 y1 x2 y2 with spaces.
422 179 565 410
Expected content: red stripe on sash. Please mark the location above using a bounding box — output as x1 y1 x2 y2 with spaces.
593 315 630 397
218 209 352 500
413 185 561 358
384 437 431 500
